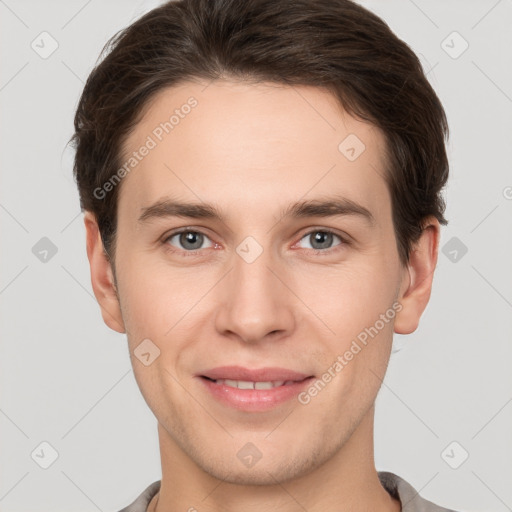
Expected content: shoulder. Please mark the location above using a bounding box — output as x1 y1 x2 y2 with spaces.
378 471 461 512
116 480 161 512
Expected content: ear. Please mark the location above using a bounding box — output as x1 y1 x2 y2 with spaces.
394 216 440 335
84 211 126 333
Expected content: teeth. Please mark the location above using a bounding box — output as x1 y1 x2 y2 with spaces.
254 381 274 390
214 379 288 389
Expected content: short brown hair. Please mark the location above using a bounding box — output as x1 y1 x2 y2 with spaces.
71 0 449 267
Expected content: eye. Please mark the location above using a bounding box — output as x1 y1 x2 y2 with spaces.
163 229 214 253
162 227 348 257
296 229 346 252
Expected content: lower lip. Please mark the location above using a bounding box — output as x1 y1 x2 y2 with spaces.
198 376 315 412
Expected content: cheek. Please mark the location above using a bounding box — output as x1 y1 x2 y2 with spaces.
115 256 209 381
294 259 398 332
295 259 399 395
115 253 193 336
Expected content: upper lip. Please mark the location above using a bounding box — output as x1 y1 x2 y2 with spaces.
199 366 312 382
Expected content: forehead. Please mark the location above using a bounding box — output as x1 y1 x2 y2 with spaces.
118 79 391 225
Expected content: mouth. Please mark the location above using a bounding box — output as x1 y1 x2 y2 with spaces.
200 376 307 389
198 365 312 382
196 366 315 411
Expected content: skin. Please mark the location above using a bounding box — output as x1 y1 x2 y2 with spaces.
84 79 439 512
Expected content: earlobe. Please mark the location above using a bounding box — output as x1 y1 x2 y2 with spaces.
394 217 440 335
84 211 126 334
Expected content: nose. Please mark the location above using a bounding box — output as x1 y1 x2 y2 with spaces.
214 243 296 345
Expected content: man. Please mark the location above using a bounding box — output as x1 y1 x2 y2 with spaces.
71 0 459 510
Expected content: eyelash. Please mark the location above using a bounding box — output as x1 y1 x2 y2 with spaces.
161 227 350 257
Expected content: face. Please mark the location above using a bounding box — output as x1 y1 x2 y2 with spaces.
86 79 435 485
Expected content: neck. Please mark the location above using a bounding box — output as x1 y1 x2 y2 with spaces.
150 405 400 512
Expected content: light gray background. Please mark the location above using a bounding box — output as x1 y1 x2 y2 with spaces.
1 0 511 510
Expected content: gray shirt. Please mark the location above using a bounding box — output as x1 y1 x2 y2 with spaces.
117 471 459 511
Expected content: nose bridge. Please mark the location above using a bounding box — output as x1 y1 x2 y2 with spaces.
215 234 294 342
233 237 278 297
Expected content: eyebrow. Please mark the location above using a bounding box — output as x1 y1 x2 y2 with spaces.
138 196 375 226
